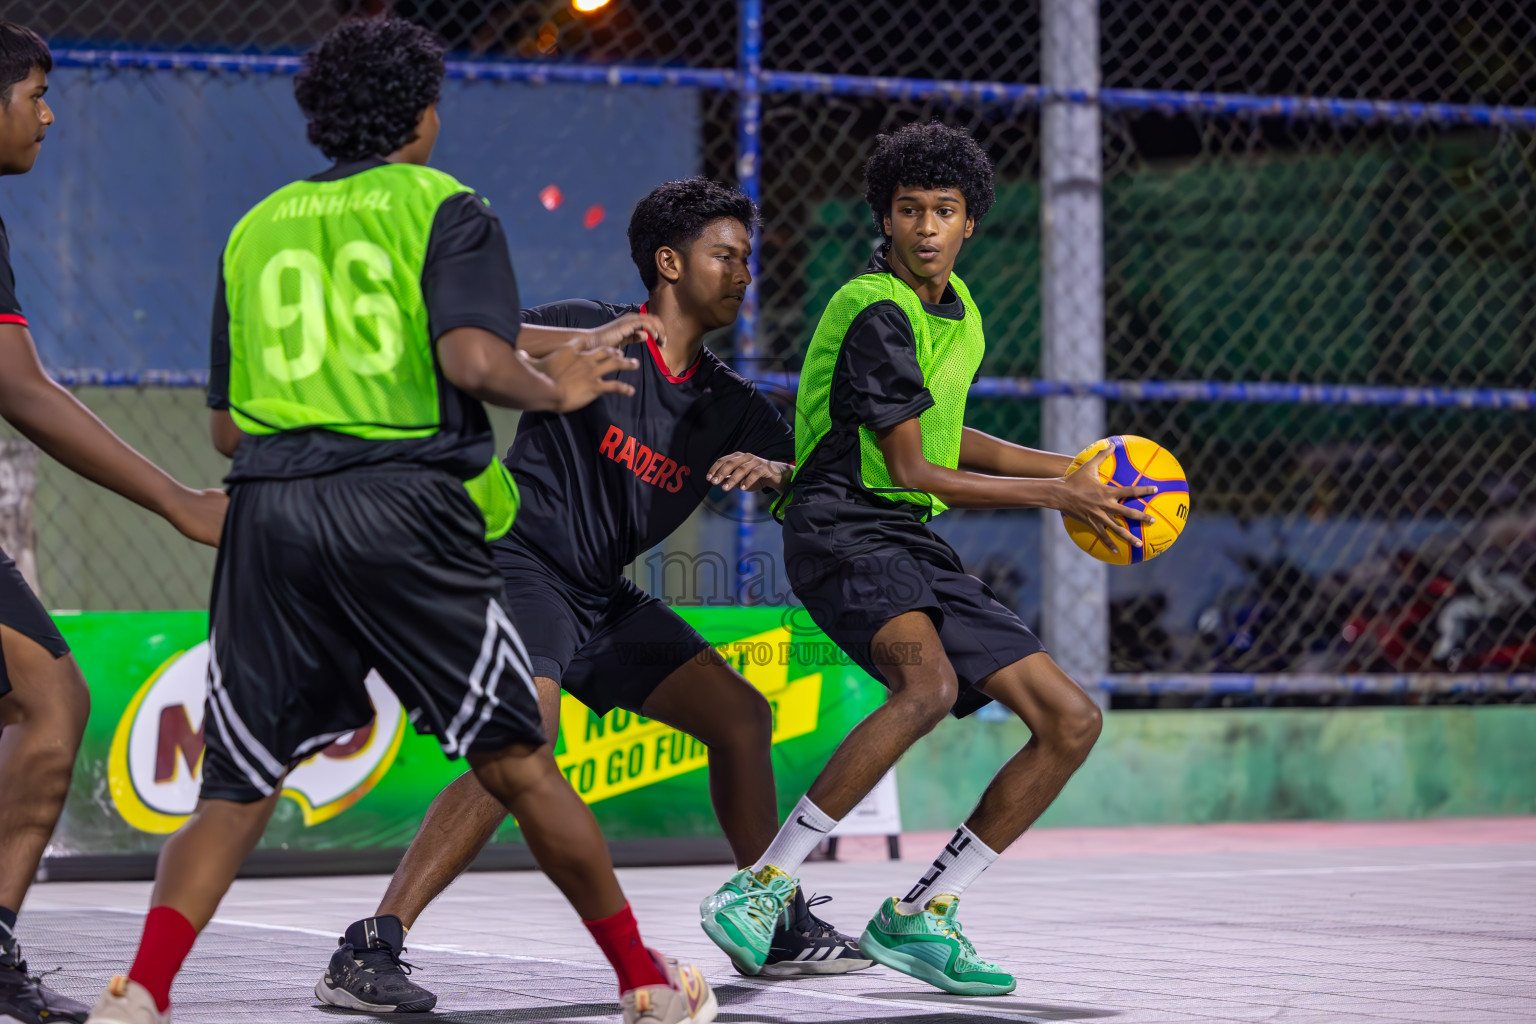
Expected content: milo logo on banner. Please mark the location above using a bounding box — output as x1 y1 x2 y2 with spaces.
106 623 827 834
107 642 406 834
555 625 822 802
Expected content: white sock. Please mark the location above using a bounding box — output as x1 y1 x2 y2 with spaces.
895 825 999 914
750 795 838 877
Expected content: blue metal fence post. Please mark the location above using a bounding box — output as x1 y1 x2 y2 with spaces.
734 0 763 602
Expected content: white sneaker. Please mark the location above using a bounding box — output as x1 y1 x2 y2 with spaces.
84 976 170 1024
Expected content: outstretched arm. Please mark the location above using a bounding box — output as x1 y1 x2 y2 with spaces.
438 327 638 413
513 312 667 358
878 417 1154 553
0 323 227 546
959 426 1073 479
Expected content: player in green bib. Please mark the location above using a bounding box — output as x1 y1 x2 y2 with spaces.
700 122 1155 996
85 19 716 1024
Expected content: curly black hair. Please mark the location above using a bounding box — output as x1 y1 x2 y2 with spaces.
863 121 995 239
0 22 50 107
628 177 759 291
294 18 446 162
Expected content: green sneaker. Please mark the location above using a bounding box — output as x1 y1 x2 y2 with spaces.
699 868 797 976
859 895 1017 996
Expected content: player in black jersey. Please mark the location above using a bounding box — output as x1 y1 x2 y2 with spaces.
316 178 871 1014
0 23 227 1024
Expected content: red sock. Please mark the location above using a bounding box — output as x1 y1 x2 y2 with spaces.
583 903 667 993
128 906 197 1012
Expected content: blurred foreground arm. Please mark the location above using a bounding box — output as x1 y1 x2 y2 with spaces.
513 312 667 358
0 323 227 546
438 327 637 413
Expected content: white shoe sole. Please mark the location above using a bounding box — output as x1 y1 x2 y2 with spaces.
314 977 406 1012
757 956 876 977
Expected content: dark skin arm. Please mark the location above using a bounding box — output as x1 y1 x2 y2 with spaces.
210 409 242 458
959 426 1074 479
0 323 227 546
207 328 640 454
877 416 1156 552
512 313 667 358
436 326 637 412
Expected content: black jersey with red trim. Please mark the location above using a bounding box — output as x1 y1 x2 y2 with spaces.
0 216 29 327
501 299 794 594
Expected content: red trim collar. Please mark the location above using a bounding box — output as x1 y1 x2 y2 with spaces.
638 301 702 383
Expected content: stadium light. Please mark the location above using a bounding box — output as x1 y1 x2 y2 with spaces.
572 0 611 11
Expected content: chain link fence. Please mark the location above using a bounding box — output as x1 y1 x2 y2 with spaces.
3 0 1532 701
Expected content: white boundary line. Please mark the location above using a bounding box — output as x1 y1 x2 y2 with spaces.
91 907 1054 1022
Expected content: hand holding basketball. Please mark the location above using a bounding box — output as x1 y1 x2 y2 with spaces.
1062 435 1191 564
1059 448 1157 554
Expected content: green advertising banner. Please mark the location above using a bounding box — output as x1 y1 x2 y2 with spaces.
49 609 885 858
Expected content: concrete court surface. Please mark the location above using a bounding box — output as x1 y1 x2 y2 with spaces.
16 817 1536 1023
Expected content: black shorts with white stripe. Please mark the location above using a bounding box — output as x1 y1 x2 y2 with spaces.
200 466 545 803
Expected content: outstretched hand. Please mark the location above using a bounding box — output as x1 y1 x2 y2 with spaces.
535 341 639 413
707 452 793 492
583 312 666 352
1058 448 1156 554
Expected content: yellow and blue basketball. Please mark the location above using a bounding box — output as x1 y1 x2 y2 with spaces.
1063 435 1189 565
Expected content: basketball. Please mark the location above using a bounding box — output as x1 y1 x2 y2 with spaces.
1063 435 1189 565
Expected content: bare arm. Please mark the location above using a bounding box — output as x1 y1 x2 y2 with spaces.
513 312 667 358
0 324 227 546
437 326 637 412
959 426 1073 478
210 408 243 458
877 417 1154 551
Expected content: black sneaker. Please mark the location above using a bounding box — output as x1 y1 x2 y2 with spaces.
0 945 90 1023
757 890 874 977
313 915 437 1013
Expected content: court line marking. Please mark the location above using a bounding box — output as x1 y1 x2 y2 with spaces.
84 909 1056 1022
65 861 1536 1022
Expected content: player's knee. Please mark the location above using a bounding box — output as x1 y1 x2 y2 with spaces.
2 663 89 749
888 671 957 732
1052 695 1103 762
56 662 91 740
23 730 78 802
734 686 774 745
693 684 773 753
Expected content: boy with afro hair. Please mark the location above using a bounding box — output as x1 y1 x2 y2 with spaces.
699 121 1153 996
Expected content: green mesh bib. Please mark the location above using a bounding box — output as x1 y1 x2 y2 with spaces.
785 268 984 520
222 163 517 540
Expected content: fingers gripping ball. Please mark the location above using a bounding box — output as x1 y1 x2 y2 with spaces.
1064 435 1189 565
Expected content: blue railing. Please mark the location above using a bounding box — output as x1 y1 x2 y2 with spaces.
52 369 1536 413
50 26 1536 695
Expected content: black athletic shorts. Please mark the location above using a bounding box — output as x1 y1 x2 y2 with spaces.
782 500 1045 718
492 537 713 716
0 547 69 699
201 467 545 803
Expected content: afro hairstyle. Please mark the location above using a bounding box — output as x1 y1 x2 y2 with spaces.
628 177 759 291
294 17 446 162
0 22 50 107
863 120 995 239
